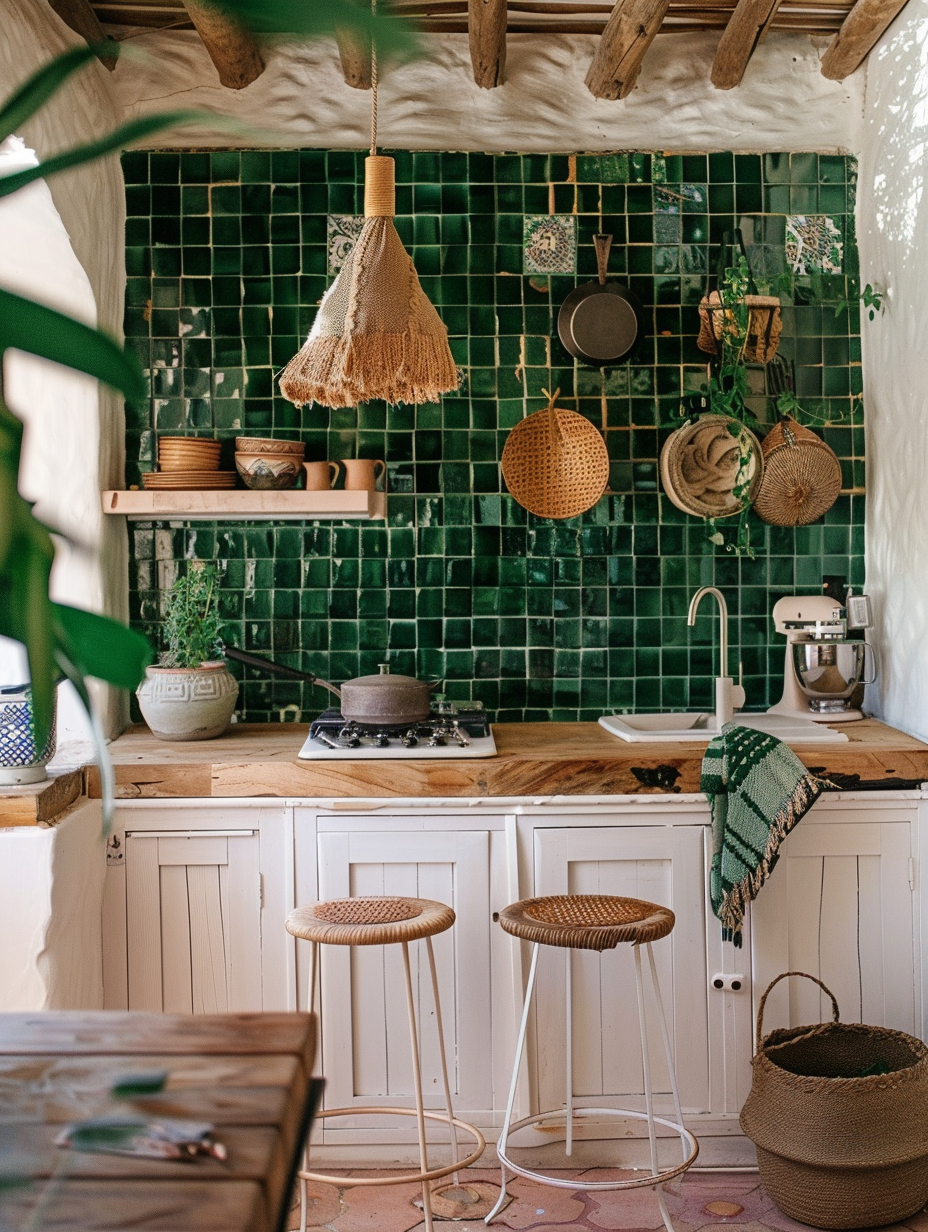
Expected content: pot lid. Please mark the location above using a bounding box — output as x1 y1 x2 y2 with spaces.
346 672 426 688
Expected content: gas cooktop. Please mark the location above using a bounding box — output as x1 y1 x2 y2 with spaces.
297 703 497 759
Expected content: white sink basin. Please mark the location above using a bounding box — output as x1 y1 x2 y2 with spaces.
598 712 849 745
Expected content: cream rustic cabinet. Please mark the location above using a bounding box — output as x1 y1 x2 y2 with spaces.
102 791 928 1166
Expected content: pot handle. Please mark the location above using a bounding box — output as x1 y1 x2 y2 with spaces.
755 970 840 1054
425 678 445 692
223 645 342 700
593 233 612 286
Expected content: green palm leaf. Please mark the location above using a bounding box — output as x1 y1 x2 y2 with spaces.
0 289 145 402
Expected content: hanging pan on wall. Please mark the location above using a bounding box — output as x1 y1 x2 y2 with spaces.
557 234 643 366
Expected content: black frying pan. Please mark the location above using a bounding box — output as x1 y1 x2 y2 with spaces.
557 233 643 366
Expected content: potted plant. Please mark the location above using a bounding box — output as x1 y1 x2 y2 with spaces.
135 565 238 741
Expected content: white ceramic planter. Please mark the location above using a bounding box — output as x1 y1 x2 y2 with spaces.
136 663 238 741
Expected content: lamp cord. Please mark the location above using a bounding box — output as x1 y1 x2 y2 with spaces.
370 0 378 155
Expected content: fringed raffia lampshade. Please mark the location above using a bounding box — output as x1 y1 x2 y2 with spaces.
278 154 460 409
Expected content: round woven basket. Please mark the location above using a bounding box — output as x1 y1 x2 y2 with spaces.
659 414 763 519
740 972 928 1229
753 418 842 526
501 389 609 520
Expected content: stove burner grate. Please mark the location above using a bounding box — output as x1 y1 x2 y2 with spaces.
308 703 491 751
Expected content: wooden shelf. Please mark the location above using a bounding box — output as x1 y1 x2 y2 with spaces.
101 489 387 521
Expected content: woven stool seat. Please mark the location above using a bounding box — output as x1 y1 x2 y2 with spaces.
286 896 455 947
499 894 675 951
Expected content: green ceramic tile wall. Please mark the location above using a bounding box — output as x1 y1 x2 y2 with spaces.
123 150 864 722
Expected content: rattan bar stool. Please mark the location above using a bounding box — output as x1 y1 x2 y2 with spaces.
286 895 485 1232
485 894 698 1231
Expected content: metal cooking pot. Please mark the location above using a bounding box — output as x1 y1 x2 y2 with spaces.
223 646 441 727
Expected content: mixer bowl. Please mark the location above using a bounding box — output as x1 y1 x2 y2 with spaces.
793 640 868 711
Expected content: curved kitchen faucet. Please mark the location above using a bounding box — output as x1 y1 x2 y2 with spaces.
687 587 745 731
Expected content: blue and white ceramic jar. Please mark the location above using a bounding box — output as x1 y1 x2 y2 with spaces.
0 684 57 786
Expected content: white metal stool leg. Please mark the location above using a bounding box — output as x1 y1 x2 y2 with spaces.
484 943 540 1224
401 939 435 1232
298 940 321 1232
425 935 462 1182
487 936 697 1229
565 948 574 1157
635 944 676 1232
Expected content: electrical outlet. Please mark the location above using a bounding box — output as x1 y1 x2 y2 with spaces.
106 835 124 866
710 973 745 992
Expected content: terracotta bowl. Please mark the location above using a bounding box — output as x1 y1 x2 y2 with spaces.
158 437 222 472
235 436 305 457
235 451 302 490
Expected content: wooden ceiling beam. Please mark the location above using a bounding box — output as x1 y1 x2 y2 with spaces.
710 0 784 86
48 0 118 69
820 0 911 77
584 0 673 97
335 29 372 89
179 0 265 89
469 0 508 87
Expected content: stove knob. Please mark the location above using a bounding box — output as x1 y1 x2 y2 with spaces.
402 730 419 748
428 734 447 747
374 733 390 748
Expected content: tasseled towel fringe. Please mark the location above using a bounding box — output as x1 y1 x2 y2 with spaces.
719 771 824 946
279 331 461 409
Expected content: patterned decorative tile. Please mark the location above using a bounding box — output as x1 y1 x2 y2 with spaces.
524 214 577 274
785 214 843 274
327 213 365 275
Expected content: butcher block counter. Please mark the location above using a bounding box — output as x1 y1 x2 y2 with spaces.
88 718 928 799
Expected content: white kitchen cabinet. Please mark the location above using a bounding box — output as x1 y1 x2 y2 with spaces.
98 790 928 1167
103 802 294 1013
295 808 514 1144
530 823 711 1119
751 795 921 1038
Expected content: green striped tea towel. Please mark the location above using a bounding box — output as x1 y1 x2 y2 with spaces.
702 723 826 947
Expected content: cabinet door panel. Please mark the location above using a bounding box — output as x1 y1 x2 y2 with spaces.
752 820 914 1034
316 830 491 1127
125 831 261 1014
533 826 709 1115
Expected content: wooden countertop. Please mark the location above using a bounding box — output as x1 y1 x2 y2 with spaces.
87 719 928 800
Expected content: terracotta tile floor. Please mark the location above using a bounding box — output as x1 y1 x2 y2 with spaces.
287 1167 928 1232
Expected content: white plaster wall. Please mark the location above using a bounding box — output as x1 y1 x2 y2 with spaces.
112 29 862 153
0 1 129 738
857 0 928 739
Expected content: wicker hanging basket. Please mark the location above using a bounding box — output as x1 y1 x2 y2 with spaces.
697 292 783 364
753 417 842 526
501 388 609 520
659 414 763 519
740 972 928 1230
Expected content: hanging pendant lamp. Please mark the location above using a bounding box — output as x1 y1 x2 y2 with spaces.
278 9 460 409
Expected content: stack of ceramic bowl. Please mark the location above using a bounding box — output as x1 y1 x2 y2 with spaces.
144 437 235 490
234 437 305 490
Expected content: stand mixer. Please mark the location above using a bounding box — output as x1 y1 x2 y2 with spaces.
768 594 875 722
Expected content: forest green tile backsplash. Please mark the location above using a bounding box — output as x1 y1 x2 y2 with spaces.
123 150 864 723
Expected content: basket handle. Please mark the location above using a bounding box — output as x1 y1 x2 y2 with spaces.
541 387 566 446
756 971 840 1052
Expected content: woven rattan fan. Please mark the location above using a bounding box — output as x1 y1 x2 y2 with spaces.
278 6 459 410
501 388 610 519
753 418 842 526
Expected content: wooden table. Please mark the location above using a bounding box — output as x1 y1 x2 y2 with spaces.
0 1011 317 1231
84 719 928 800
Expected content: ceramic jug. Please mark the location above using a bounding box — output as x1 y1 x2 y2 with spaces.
303 460 341 491
341 458 386 491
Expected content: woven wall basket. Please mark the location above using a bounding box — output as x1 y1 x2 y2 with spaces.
697 291 783 364
740 972 928 1230
753 418 842 526
501 389 609 520
659 414 763 519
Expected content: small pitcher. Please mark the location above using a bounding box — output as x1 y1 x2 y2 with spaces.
303 461 341 491
341 458 386 492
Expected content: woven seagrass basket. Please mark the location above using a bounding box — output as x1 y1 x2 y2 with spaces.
501 388 609 520
753 418 843 527
740 972 928 1229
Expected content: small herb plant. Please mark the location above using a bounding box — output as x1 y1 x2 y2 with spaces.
160 566 225 668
